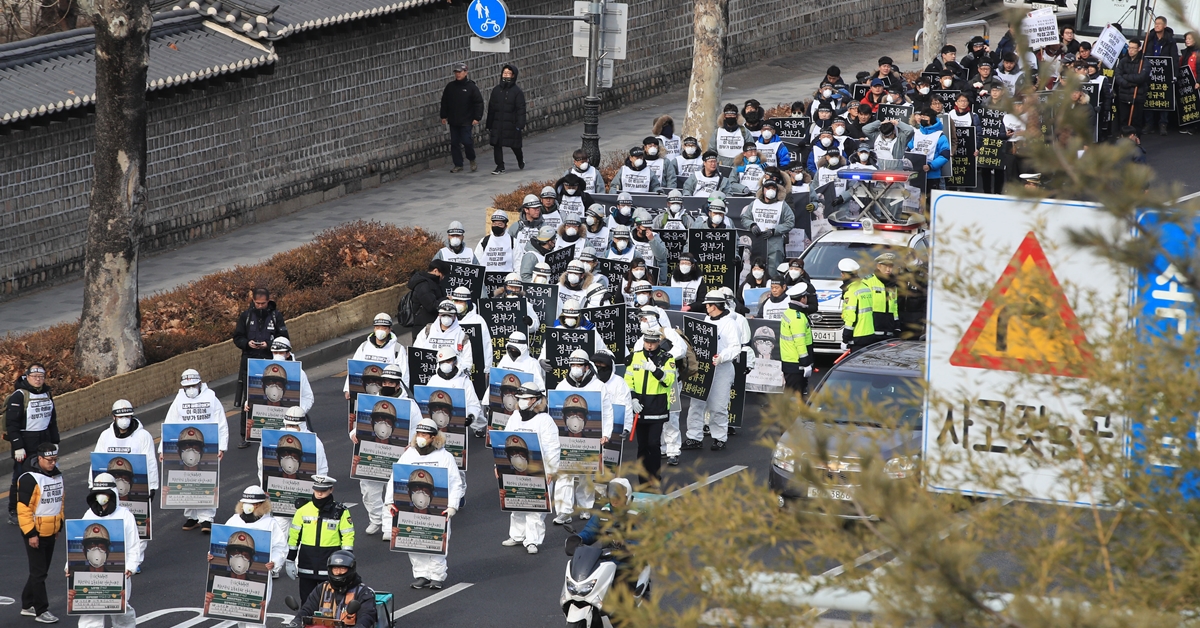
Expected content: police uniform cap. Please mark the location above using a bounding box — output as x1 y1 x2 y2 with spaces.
311 475 336 490
786 282 809 296
838 258 861 273
642 329 662 342
875 252 898 265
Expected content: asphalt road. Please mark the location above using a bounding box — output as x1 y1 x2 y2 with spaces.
0 352 792 628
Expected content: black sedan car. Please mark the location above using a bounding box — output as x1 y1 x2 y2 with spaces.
769 340 923 514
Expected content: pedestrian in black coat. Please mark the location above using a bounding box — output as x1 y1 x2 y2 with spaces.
440 62 485 172
232 288 288 447
1115 40 1151 130
486 63 527 174
406 260 449 329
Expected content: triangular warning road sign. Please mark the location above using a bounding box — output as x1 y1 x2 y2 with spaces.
949 231 1092 377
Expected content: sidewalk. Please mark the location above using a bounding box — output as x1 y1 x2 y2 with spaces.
0 7 997 336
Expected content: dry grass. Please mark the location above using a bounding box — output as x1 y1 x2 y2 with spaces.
0 221 440 394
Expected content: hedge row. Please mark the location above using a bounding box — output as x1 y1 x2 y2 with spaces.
0 221 441 396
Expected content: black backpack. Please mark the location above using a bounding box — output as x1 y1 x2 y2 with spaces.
396 290 418 328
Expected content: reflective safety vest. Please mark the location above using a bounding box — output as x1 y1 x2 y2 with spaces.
288 500 354 576
841 279 875 338
315 582 373 624
779 308 812 363
17 468 64 538
862 274 898 331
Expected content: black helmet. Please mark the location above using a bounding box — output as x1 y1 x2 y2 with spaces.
327 550 357 592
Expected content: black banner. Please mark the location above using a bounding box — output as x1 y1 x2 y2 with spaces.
584 304 627 362
688 229 739 293
728 364 746 428
876 103 913 123
484 271 508 297
680 318 716 401
544 247 575 283
408 347 438 387
658 229 690 277
852 84 868 101
480 297 528 365
444 262 485 301
1078 82 1102 142
977 107 1006 170
460 323 485 379
591 194 753 220
1180 67 1200 126
931 89 958 109
544 327 596 389
1144 56 1176 112
594 258 631 294
920 71 941 86
521 283 558 359
767 116 811 140
947 126 977 190
625 306 643 354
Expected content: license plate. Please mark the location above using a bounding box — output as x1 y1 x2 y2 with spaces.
813 329 839 342
808 486 853 501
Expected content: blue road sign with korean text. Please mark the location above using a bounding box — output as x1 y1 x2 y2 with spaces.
467 0 508 39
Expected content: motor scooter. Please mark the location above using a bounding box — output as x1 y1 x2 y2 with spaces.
560 531 651 628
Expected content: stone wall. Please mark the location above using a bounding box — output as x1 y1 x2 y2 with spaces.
0 0 969 299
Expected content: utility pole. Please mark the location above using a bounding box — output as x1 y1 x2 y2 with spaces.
581 4 602 166
921 0 947 69
76 0 151 377
682 0 728 151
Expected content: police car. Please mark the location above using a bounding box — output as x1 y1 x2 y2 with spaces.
798 216 928 353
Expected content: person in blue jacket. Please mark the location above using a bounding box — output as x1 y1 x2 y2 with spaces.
755 122 792 170
907 107 952 198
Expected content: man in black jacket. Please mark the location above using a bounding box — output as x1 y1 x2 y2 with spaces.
440 62 484 173
1143 17 1179 135
6 364 59 524
486 63 527 175
1115 39 1151 132
406 260 448 330
232 288 289 448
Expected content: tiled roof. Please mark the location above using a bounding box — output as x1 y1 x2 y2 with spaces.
173 0 440 40
0 9 276 126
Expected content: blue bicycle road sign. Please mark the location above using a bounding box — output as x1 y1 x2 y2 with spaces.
467 0 508 40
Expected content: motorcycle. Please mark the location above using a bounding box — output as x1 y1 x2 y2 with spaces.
283 595 363 628
560 531 651 628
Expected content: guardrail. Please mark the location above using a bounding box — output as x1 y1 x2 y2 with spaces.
912 20 991 62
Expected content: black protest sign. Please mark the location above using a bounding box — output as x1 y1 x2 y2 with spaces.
876 103 913 123
480 298 528 365
1144 56 1176 112
852 84 868 101
594 258 631 293
1034 91 1054 140
931 90 958 109
625 306 643 352
584 304 626 361
544 327 596 389
460 323 485 377
947 126 977 190
728 364 746 428
767 117 810 140
977 108 1006 170
408 348 439 387
688 229 738 293
680 318 716 401
920 71 942 86
1180 67 1200 126
591 194 753 220
544 247 575 283
444 262 485 300
658 229 689 277
484 271 508 297
1078 82 1102 142
521 283 558 359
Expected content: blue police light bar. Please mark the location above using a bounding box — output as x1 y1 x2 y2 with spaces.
828 216 863 230
835 169 914 183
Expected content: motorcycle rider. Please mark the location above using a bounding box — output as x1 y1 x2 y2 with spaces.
290 551 377 628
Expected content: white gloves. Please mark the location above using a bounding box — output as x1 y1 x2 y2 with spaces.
631 399 644 413
632 361 649 371
13 448 25 463
840 342 849 352
444 507 457 519
801 365 813 378
285 560 298 580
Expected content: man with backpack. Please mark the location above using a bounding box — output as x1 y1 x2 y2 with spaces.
6 364 59 525
401 260 449 329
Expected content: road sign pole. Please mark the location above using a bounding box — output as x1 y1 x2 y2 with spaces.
582 4 602 166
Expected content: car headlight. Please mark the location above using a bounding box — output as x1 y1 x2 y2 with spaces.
884 455 918 479
567 579 597 595
772 443 795 473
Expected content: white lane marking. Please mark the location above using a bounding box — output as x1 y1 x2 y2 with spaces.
665 465 747 499
392 582 474 619
0 595 14 605
137 607 291 626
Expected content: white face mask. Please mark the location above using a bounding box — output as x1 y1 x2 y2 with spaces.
585 216 597 226
563 317 578 327
789 269 802 280
833 127 845 136
374 421 393 439
411 490 431 510
517 397 535 411
279 455 300 475
95 494 110 507
454 301 468 314
569 366 586 379
87 547 108 568
618 206 632 216
272 352 288 362
440 315 456 327
565 415 586 434
575 163 588 172
886 95 897 103
631 158 644 168
533 274 550 284
365 382 382 395
711 214 724 225
632 269 645 279
942 78 953 87
919 86 930 95
762 130 773 140
502 393 517 411
180 448 202 467
432 409 451 428
614 239 629 250
822 89 833 98
184 386 200 399
752 269 765 280
636 293 650 305
415 435 431 448
115 478 131 497
668 202 683 214
243 503 257 515
439 362 454 374
566 273 581 284
828 158 840 167
449 236 463 247
264 383 284 404
647 147 658 156
375 329 389 341
678 263 692 274
765 189 777 200
115 417 131 430
510 453 529 471
820 137 833 147
565 187 577 195
229 554 252 576
566 227 578 237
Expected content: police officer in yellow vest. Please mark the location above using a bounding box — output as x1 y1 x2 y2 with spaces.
839 259 876 352
780 284 815 396
288 550 377 628
286 475 354 603
625 329 677 486
861 252 899 338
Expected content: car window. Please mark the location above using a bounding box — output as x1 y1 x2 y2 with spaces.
812 370 923 429
801 242 899 281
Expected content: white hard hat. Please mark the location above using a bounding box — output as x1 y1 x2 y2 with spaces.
667 189 684 201
522 194 541 208
93 473 117 489
112 399 134 417
436 346 458 362
382 364 404 381
241 485 268 503
284 406 305 423
447 221 465 235
373 313 393 327
540 186 557 199
631 280 652 293
838 258 861 273
617 191 633 203
491 210 509 222
703 289 727 305
270 337 292 352
180 368 202 387
561 299 582 316
450 286 472 300
568 349 591 364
